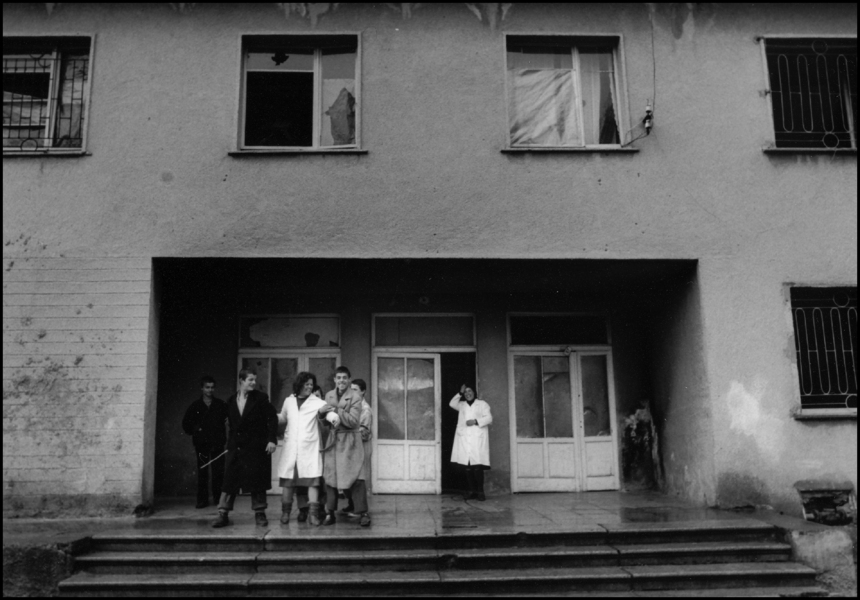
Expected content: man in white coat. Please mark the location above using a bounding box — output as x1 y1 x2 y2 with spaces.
449 384 492 501
276 372 334 526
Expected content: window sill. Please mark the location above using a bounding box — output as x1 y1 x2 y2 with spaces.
229 149 368 157
792 408 857 421
3 150 90 158
763 147 857 155
502 147 639 153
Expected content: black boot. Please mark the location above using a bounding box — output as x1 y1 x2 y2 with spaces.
465 469 477 500
296 507 309 522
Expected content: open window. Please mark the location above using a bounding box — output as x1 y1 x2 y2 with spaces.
3 36 91 153
505 35 623 149
763 38 857 150
240 34 359 150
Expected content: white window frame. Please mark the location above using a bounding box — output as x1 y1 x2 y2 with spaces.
503 33 628 150
758 35 858 151
2 34 94 155
237 33 361 152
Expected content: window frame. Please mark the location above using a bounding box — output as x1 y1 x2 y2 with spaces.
2 34 94 156
759 35 858 153
502 33 629 151
787 285 858 420
236 32 362 153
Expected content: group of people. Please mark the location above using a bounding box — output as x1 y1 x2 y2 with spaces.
182 366 492 529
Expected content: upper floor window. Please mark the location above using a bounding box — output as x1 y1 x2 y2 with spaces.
790 287 857 413
3 36 90 153
764 38 857 150
506 35 622 148
240 35 359 150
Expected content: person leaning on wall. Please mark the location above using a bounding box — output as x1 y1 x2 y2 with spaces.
449 383 493 501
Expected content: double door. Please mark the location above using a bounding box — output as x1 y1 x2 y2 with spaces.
238 352 340 495
510 350 619 492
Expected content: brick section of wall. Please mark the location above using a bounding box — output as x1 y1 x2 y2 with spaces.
3 257 152 517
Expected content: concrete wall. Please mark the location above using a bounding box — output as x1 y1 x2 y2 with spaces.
3 3 857 515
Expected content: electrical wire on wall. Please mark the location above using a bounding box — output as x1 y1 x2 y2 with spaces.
622 4 657 147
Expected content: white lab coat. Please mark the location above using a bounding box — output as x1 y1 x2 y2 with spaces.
276 394 327 480
449 394 492 467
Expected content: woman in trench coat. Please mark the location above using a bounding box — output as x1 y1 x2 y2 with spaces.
276 372 333 526
449 384 492 501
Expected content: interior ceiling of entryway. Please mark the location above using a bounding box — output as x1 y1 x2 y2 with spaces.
157 258 696 299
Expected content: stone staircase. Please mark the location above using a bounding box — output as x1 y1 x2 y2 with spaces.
58 519 826 596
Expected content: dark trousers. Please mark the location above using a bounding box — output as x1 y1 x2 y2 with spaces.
325 480 368 514
217 491 268 514
196 449 225 504
465 467 484 494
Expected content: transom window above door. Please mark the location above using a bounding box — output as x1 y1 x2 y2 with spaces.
240 34 359 150
506 35 624 148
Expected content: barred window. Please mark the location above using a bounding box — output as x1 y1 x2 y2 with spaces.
765 38 857 150
3 37 90 153
791 288 857 410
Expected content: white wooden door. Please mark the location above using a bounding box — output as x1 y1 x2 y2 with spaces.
239 353 340 495
510 351 619 492
372 353 441 494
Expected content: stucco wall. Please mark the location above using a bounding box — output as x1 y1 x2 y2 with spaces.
3 3 857 514
2 257 154 516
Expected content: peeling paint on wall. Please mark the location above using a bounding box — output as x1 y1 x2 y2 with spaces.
724 378 785 460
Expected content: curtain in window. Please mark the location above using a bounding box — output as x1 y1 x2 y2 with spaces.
508 69 582 147
580 51 619 145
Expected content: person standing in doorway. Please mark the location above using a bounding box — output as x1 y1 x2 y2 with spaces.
181 375 228 509
449 384 492 501
212 368 278 528
275 372 333 526
321 366 368 526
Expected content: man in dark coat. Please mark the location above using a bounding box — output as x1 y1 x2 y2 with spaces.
212 368 278 528
181 375 228 508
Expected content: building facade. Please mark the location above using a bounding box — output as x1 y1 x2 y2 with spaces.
3 3 856 518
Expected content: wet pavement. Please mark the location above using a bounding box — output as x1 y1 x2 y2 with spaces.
3 491 762 545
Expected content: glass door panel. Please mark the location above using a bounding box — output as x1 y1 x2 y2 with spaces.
377 357 406 440
406 358 436 441
579 353 617 490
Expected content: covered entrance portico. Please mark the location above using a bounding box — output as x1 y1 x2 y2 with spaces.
152 258 701 504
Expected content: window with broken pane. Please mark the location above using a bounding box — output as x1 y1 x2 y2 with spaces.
242 35 357 149
506 36 621 148
3 37 90 152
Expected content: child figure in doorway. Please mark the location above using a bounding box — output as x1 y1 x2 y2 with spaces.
449 384 492 501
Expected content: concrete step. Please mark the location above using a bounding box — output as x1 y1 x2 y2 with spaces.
88 520 782 553
58 562 819 596
73 541 795 575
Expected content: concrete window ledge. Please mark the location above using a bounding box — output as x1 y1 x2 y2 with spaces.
3 151 90 158
792 408 857 421
762 148 857 155
228 149 368 157
501 147 639 153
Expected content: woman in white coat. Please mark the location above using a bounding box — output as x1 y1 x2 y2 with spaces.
449 383 492 501
276 372 333 526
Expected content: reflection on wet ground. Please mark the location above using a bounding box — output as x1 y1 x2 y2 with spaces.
4 490 767 545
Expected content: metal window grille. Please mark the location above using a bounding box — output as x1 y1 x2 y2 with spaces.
3 45 88 151
766 38 857 149
791 288 858 410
